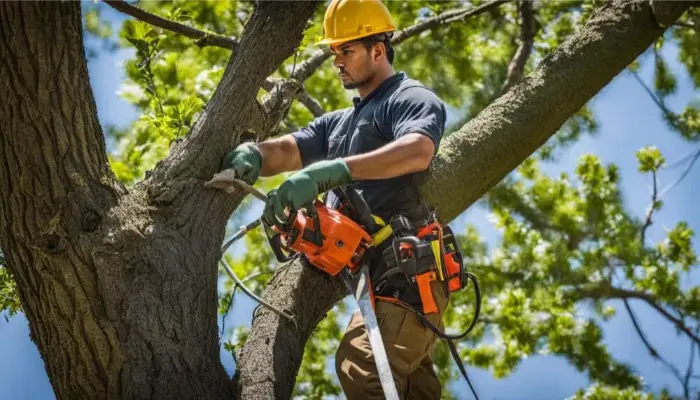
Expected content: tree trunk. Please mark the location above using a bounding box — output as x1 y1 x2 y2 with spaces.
0 3 132 398
0 1 317 399
235 1 691 398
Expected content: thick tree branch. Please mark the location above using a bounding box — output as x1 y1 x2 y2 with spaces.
502 0 536 93
105 0 238 50
0 3 159 398
295 88 326 118
239 1 691 398
261 79 324 119
146 2 318 201
418 0 691 223
650 0 695 27
289 49 331 84
291 0 512 83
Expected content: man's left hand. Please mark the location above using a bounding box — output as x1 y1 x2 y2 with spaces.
263 158 352 227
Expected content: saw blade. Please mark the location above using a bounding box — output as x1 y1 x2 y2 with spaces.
343 264 400 400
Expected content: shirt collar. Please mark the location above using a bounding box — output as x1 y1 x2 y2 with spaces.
352 71 406 108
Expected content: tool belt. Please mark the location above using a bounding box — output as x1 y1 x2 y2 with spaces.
327 187 468 315
321 188 481 399
367 212 468 314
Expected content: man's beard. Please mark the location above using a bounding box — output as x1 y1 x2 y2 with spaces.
341 65 374 90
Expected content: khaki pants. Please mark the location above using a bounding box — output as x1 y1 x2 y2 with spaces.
335 280 449 399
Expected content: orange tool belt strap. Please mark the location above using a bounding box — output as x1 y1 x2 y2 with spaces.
415 221 445 315
415 271 439 314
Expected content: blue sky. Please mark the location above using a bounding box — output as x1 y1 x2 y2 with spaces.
1 6 698 400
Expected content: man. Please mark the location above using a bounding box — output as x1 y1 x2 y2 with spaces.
210 0 449 398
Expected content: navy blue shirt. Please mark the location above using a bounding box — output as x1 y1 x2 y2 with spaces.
291 72 446 222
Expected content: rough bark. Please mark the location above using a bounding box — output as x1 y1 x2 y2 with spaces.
233 259 346 399
0 3 127 398
237 1 691 398
0 1 317 399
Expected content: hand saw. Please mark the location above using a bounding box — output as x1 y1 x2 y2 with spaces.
342 262 400 400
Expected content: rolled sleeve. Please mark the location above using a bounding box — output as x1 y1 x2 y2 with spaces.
291 115 329 167
389 87 446 153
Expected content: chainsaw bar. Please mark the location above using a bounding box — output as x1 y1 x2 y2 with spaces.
342 263 399 400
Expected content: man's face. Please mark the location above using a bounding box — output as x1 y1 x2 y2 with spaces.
331 41 376 90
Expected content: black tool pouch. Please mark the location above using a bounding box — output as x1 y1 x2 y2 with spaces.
370 226 436 309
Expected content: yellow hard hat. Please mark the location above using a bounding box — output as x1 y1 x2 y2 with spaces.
318 0 396 47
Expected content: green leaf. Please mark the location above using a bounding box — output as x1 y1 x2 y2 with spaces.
0 261 21 319
635 146 665 172
654 55 677 97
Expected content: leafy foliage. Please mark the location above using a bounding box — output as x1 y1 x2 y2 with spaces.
569 383 673 400
448 152 697 395
0 253 21 320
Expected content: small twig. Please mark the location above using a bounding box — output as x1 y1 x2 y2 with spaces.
631 70 680 131
105 0 237 51
220 284 238 340
639 297 699 346
391 0 512 46
659 148 700 199
663 147 700 170
502 0 536 93
640 169 658 246
623 298 685 385
219 258 296 326
240 271 273 283
684 324 699 400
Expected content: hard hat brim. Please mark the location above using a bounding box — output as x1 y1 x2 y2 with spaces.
317 29 395 47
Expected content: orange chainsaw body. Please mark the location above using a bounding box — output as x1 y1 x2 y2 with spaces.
281 202 372 276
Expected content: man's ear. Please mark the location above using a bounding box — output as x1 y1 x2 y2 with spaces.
373 42 386 63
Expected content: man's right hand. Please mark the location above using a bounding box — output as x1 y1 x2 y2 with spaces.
221 142 263 185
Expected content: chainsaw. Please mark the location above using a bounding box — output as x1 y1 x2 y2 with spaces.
210 176 400 400
263 187 378 275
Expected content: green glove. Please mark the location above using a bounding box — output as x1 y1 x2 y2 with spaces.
222 142 262 185
263 159 352 227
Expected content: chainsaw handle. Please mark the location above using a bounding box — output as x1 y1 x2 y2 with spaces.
332 187 379 233
262 200 319 263
261 215 296 263
268 233 295 262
